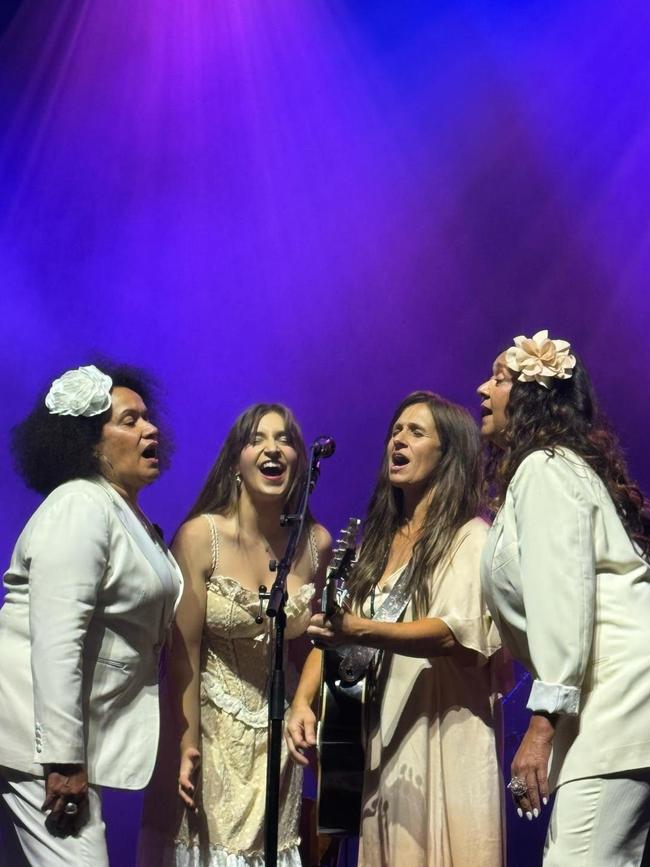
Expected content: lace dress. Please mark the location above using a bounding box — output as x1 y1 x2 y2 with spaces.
173 515 317 867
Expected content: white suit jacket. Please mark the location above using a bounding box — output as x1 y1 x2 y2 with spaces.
0 477 183 789
481 448 650 789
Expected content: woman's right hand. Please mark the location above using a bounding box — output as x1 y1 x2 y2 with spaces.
42 763 89 837
285 702 317 767
178 747 201 811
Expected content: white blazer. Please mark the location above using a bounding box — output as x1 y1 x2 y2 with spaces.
0 477 183 790
481 448 650 790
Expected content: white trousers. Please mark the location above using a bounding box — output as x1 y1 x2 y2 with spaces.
544 772 650 866
0 767 109 867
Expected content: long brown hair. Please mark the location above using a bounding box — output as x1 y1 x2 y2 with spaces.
184 403 311 523
346 391 482 619
484 355 650 557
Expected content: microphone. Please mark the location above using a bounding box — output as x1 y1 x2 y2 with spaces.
311 436 336 460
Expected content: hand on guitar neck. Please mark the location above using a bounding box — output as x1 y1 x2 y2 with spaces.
285 517 361 769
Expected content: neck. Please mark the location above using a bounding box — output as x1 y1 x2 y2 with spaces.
237 489 286 540
106 478 140 507
400 485 431 535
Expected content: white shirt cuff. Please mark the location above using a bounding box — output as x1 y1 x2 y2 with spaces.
527 679 580 715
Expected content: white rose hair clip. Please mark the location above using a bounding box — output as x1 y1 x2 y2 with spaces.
45 365 113 417
505 329 576 389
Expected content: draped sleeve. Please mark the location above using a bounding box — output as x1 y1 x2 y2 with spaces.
431 518 502 663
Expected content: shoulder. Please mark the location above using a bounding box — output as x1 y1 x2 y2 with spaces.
511 448 593 489
171 516 214 583
172 515 213 549
311 522 333 557
451 517 490 558
25 480 112 551
37 478 111 522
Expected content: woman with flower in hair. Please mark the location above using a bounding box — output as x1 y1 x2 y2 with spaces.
138 403 331 867
478 331 650 865
0 364 183 865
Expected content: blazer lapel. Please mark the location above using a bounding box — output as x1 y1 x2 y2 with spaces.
94 478 183 609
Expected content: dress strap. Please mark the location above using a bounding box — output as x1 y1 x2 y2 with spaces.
202 514 219 578
307 523 319 574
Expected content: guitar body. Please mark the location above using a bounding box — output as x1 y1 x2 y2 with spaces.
316 650 365 836
313 518 365 837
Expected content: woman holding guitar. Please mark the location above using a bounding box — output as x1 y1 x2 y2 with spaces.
286 391 505 867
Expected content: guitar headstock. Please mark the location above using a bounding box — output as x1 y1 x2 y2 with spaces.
322 517 361 615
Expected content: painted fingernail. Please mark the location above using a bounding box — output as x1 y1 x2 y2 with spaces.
533 808 539 818
542 797 548 805
526 811 533 821
517 808 523 818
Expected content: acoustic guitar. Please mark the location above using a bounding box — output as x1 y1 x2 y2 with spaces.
316 518 365 837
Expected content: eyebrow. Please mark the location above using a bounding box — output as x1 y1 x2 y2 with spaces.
253 428 289 437
118 406 147 420
393 422 427 432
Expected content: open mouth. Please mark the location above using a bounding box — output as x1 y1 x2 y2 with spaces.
142 443 158 460
259 460 285 479
391 452 409 468
480 406 492 418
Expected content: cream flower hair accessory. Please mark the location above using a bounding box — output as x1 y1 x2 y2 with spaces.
505 329 576 389
45 365 113 417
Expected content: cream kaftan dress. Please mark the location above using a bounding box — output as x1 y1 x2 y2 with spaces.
172 515 317 867
357 518 505 867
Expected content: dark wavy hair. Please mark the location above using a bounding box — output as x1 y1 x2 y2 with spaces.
184 403 312 523
11 362 169 496
485 354 650 557
345 391 482 619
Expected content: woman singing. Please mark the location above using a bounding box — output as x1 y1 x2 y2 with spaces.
286 391 504 867
0 364 183 866
478 330 650 865
139 403 331 867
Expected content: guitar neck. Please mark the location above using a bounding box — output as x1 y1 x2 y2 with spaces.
322 573 338 618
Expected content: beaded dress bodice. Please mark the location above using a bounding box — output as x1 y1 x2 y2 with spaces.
201 575 314 728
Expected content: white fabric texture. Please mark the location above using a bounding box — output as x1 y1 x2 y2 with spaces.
173 842 301 867
0 767 108 867
358 518 505 867
481 448 650 789
0 477 184 789
544 772 650 866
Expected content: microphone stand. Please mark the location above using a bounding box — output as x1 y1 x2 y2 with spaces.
262 444 324 867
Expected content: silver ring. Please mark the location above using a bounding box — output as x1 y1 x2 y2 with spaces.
63 801 78 816
507 776 528 799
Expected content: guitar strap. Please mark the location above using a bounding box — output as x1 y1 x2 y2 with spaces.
337 560 414 684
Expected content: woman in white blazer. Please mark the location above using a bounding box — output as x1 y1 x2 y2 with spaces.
0 364 183 866
478 331 650 866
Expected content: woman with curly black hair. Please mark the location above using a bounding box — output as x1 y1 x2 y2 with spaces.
0 364 183 866
478 331 650 866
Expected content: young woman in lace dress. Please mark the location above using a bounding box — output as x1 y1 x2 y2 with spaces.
139 403 331 867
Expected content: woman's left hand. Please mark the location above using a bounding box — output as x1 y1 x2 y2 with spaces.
510 714 555 820
307 611 360 648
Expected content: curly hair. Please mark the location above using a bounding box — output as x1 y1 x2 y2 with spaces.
183 403 312 524
11 362 169 496
345 391 483 620
484 355 650 557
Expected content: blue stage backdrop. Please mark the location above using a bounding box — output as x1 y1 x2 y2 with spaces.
1 2 649 865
